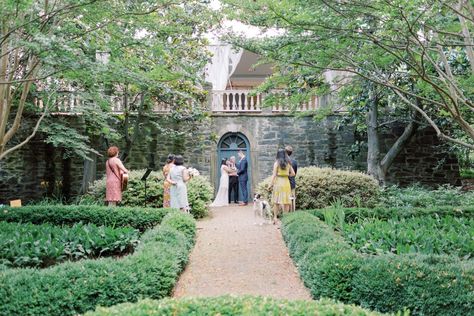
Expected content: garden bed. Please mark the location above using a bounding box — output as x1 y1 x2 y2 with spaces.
82 169 213 218
0 205 195 316
86 296 386 316
342 215 473 259
0 221 139 268
282 210 474 315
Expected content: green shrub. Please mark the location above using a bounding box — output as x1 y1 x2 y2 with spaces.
0 205 170 231
0 221 139 268
343 216 474 258
0 211 195 316
86 296 388 316
378 184 474 208
83 169 213 218
282 211 474 315
257 167 380 209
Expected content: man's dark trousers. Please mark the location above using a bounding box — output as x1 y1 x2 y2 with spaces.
228 176 239 203
239 177 248 203
237 157 249 203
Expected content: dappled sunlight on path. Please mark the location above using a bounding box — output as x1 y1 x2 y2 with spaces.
173 205 311 300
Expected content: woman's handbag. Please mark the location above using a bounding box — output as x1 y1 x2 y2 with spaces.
121 173 129 191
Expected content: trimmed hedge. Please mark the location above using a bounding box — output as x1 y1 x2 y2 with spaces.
86 296 387 316
0 205 170 231
307 205 474 223
282 211 474 315
256 167 380 209
83 169 213 218
0 211 196 316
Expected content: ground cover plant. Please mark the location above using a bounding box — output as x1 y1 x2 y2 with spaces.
308 205 474 223
378 185 474 208
83 169 213 218
86 296 389 316
282 211 474 315
342 216 474 259
0 221 139 268
0 207 196 316
257 167 380 209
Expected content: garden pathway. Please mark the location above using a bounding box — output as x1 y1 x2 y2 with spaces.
173 205 311 299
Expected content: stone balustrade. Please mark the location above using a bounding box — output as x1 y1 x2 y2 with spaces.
35 89 323 114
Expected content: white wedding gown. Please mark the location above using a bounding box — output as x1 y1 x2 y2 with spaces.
210 165 229 207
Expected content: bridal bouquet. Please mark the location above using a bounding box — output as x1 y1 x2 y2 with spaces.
187 167 200 177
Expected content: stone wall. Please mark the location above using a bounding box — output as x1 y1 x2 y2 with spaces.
0 122 86 204
0 114 462 204
383 128 461 186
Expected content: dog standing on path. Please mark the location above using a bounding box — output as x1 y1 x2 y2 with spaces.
253 193 272 224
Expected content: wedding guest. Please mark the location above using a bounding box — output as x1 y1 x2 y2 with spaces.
270 148 295 224
167 155 191 212
105 146 129 207
285 145 298 211
162 154 175 208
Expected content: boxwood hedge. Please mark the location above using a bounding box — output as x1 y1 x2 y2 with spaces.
0 205 171 231
86 296 388 316
0 211 196 316
256 167 380 209
282 211 474 315
83 169 213 218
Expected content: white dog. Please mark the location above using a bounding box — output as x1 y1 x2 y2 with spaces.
253 193 272 224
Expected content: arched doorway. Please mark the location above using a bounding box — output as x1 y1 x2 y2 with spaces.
217 132 251 202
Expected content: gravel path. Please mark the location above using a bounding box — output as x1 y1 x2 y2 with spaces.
173 205 311 300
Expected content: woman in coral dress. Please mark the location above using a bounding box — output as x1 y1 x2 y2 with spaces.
270 148 295 224
162 154 175 208
105 146 129 207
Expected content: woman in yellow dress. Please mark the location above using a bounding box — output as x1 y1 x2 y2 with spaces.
270 148 296 224
162 154 175 207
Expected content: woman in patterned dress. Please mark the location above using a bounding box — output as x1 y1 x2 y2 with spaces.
162 154 175 208
105 146 129 207
270 148 295 224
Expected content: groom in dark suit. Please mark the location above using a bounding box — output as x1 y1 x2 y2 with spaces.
237 150 248 205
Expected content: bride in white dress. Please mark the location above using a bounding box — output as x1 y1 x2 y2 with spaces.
210 158 235 207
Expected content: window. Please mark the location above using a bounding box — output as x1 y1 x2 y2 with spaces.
219 134 247 150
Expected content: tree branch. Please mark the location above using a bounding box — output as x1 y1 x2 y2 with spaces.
0 106 47 160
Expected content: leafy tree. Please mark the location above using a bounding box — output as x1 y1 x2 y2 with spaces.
222 0 474 183
0 0 216 162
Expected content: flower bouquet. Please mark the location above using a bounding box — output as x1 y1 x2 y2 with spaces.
187 167 200 177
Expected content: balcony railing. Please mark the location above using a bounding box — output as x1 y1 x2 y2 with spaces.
211 90 262 112
36 89 324 114
211 90 321 113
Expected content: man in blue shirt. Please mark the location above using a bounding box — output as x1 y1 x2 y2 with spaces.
285 145 297 211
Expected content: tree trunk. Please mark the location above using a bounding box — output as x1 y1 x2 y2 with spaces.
80 151 97 194
366 86 386 184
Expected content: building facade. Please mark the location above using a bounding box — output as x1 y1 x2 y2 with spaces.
0 49 462 203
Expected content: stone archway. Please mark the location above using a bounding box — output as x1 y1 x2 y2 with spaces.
211 123 259 200
216 132 251 202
